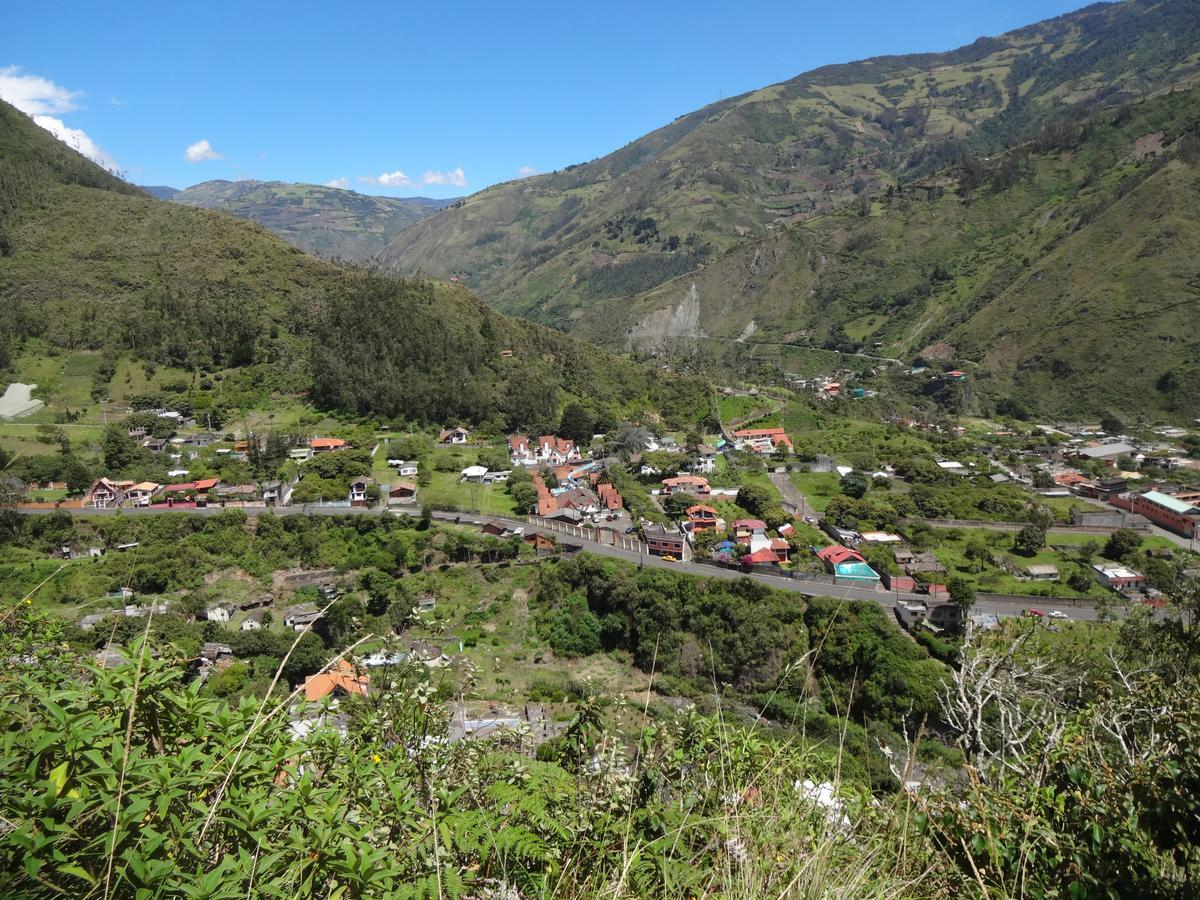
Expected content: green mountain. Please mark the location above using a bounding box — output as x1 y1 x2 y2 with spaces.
167 179 455 262
573 87 1200 420
377 0 1200 416
0 100 707 429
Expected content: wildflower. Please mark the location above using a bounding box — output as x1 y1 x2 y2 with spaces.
372 753 382 764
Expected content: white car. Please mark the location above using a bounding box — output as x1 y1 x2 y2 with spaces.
1048 610 1068 620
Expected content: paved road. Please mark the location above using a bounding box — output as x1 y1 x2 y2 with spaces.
20 504 1104 622
769 471 813 520
433 512 1103 622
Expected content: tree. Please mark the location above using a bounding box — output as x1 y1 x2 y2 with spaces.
102 423 138 471
1032 469 1054 489
1100 414 1124 435
510 482 539 514
736 482 774 518
662 493 694 521
1014 524 1046 556
840 472 870 499
359 568 396 616
283 632 328 684
1103 528 1142 563
947 577 976 626
314 597 365 649
611 424 651 459
60 456 93 494
558 402 594 445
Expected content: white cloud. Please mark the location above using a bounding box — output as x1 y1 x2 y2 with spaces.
109 96 124 107
358 170 413 188
325 177 350 189
0 65 80 116
184 139 222 162
422 166 467 187
359 166 467 190
0 67 120 171
32 115 119 171
517 165 538 178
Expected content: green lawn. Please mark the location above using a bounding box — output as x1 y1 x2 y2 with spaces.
788 470 843 513
421 471 517 516
923 526 1180 599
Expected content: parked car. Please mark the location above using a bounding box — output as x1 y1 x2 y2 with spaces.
1048 610 1067 620
1024 608 1045 618
625 526 638 534
660 555 678 562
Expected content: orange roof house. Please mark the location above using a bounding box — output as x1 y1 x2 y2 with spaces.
310 438 348 452
687 504 724 532
597 482 624 511
661 475 711 495
303 660 369 702
732 427 794 451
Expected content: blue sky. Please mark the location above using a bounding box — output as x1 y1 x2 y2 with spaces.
2 0 1093 197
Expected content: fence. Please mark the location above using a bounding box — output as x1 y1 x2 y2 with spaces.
527 516 646 554
900 517 1149 534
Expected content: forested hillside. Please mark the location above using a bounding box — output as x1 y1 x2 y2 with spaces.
0 99 708 430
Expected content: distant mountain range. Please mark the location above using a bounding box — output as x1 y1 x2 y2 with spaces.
376 0 1200 418
142 180 460 262
0 99 703 428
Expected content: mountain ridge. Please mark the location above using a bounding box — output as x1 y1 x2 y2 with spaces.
166 179 460 262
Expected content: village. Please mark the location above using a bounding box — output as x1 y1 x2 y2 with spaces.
6 392 1200 667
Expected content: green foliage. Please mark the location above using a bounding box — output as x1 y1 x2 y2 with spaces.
1014 523 1047 557
1104 527 1142 563
839 471 869 499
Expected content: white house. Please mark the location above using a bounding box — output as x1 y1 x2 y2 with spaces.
205 603 233 623
460 465 488 483
688 446 718 474
387 459 420 477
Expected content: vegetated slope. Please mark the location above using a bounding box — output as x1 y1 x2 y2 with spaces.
578 86 1200 420
379 0 1200 327
169 179 455 262
0 100 707 428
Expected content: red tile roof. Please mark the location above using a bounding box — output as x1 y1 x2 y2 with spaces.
597 482 623 510
733 427 794 449
303 660 369 702
310 438 347 450
741 548 779 565
817 545 866 565
733 518 767 531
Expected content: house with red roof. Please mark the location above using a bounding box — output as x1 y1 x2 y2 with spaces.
687 504 724 533
310 437 347 453
661 475 711 496
87 478 124 509
537 436 582 466
733 427 793 454
597 482 624 511
508 434 536 466
817 545 866 566
741 547 781 566
303 660 369 702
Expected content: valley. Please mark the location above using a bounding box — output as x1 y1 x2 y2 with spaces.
3 2 1200 896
